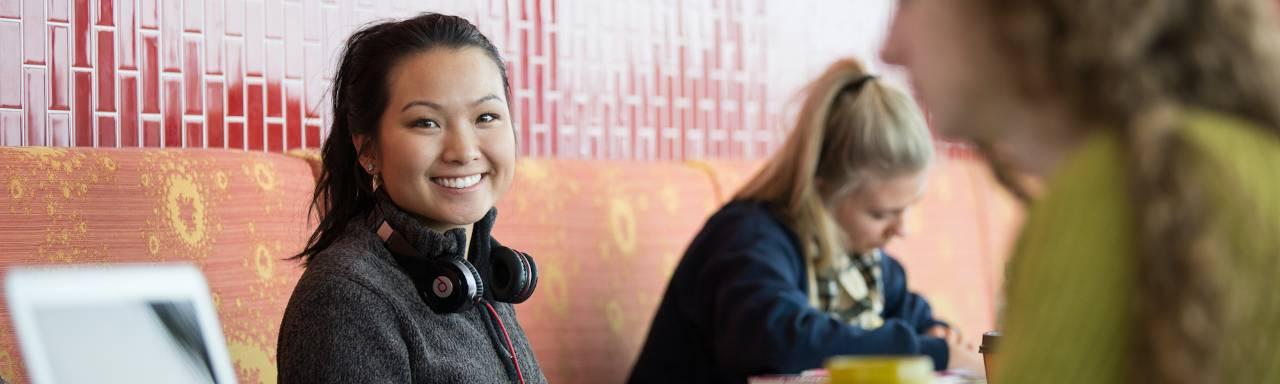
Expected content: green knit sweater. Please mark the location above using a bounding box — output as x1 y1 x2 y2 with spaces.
997 110 1280 383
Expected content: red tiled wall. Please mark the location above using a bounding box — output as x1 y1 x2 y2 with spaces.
0 0 894 160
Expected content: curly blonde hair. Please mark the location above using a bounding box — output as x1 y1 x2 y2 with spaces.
976 0 1280 382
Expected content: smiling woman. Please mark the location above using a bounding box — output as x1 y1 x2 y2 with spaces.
277 13 546 384
360 47 517 237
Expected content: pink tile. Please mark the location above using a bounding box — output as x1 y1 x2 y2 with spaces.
96 30 116 112
96 0 113 26
226 38 243 116
97 115 116 147
24 0 46 64
25 68 47 145
118 0 137 69
0 111 21 146
139 0 157 29
0 21 20 108
143 119 160 146
266 80 281 118
72 70 92 146
286 82 300 149
161 0 181 73
266 40 282 117
120 74 139 146
264 0 281 39
186 121 203 148
206 81 224 147
533 63 544 124
284 1 301 79
303 43 322 118
205 0 223 74
267 122 281 151
184 38 202 115
49 112 70 146
72 0 90 68
247 82 262 150
321 5 338 58
185 0 203 32
224 0 242 36
141 35 159 113
305 121 320 148
47 25 70 109
0 0 17 19
303 0 320 42
245 0 263 76
227 120 243 149
49 0 69 22
164 79 181 146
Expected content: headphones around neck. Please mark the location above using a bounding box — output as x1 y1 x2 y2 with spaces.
368 210 538 313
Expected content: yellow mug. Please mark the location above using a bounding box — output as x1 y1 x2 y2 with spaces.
825 355 933 384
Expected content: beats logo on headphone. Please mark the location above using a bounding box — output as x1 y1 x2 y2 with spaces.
433 276 453 298
369 209 538 313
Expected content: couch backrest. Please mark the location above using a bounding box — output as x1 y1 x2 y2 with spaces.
0 147 1018 384
493 158 721 384
0 147 314 384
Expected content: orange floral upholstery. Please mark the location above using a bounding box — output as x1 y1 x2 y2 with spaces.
492 158 721 384
0 147 313 384
0 147 1018 384
685 159 766 203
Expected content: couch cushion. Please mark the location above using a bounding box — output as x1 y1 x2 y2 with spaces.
0 147 314 384
492 158 719 384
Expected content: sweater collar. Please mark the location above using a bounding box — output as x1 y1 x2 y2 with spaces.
372 189 498 264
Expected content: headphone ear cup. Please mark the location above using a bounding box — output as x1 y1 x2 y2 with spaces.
515 251 538 303
491 247 538 304
461 258 485 300
420 258 482 313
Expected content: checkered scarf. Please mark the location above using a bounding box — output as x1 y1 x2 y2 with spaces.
809 249 885 329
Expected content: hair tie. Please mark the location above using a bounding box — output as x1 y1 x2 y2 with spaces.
841 74 876 95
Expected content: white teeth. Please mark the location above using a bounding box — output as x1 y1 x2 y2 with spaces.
434 174 483 189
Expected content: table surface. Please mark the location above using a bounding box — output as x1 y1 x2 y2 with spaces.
748 372 987 384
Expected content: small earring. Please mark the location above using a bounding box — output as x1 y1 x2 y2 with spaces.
366 163 376 172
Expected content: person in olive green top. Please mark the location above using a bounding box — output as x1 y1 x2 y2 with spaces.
878 0 1280 383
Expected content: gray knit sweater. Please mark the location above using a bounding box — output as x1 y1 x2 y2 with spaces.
277 207 546 383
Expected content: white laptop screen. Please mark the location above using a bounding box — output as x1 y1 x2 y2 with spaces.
6 264 238 384
32 301 218 384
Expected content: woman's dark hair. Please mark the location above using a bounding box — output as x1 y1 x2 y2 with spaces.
294 13 511 262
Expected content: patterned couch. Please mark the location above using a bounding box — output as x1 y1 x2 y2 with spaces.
0 147 1018 384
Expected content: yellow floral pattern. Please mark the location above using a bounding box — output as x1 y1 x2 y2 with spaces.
0 148 313 384
492 159 722 383
2 148 119 263
138 151 227 263
0 148 1019 384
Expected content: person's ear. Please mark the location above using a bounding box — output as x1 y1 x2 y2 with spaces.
352 134 378 174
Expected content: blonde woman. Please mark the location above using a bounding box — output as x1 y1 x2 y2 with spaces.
881 0 1280 383
628 59 982 383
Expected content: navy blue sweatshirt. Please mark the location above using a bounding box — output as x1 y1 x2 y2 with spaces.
629 201 949 384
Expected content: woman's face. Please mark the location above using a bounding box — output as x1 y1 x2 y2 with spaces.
879 0 1012 141
361 47 516 230
831 172 927 255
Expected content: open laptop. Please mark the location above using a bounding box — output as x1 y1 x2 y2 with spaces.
6 263 238 384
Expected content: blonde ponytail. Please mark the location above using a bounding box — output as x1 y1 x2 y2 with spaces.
736 58 933 277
